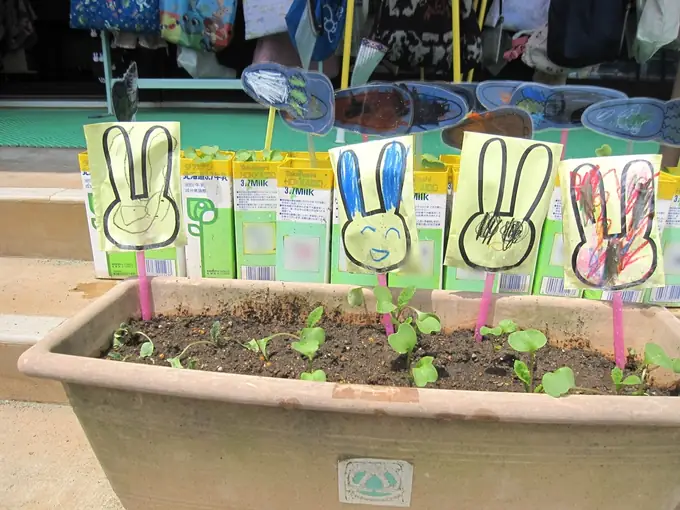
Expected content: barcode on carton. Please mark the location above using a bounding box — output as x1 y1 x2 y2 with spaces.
601 290 644 303
540 277 579 297
145 259 175 276
241 265 276 281
649 285 680 303
498 274 530 293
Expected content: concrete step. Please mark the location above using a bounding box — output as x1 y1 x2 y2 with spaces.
0 257 117 403
0 400 123 509
0 187 92 261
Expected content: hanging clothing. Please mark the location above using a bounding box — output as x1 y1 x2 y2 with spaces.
0 0 37 56
633 0 680 63
368 0 482 75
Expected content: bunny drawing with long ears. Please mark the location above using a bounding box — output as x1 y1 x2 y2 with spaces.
84 122 185 252
559 154 665 291
445 132 563 274
332 136 419 274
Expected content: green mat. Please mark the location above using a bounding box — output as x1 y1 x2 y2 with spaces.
0 108 659 158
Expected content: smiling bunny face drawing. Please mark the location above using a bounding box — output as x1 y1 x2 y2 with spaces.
84 122 185 252
333 137 417 273
445 132 563 273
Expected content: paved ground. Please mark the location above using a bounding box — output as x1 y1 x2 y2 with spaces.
0 400 123 510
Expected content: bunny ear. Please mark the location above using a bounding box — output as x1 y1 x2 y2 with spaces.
620 159 656 237
476 136 508 214
568 162 607 241
511 143 555 221
337 150 365 219
102 125 133 201
376 140 407 213
141 125 176 199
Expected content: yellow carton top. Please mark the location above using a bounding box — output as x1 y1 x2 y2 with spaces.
287 157 333 169
659 172 680 200
414 170 448 194
288 151 330 160
277 167 334 190
181 151 234 177
78 152 90 172
233 152 290 180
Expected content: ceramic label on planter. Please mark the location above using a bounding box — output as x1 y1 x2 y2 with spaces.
338 458 413 507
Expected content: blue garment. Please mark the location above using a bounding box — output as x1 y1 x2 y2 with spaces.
286 0 346 64
70 0 161 33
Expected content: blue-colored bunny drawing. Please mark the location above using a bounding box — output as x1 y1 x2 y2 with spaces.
336 140 412 273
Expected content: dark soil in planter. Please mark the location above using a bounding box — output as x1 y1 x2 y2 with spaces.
105 296 675 396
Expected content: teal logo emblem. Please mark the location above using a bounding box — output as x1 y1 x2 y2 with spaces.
338 459 413 507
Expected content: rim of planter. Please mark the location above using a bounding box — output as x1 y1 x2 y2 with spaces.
18 278 680 428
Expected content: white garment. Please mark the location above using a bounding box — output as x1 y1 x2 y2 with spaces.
242 0 294 40
634 0 680 63
484 0 550 32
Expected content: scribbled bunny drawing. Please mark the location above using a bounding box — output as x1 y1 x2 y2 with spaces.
567 159 659 290
101 125 180 250
458 136 556 271
337 140 411 273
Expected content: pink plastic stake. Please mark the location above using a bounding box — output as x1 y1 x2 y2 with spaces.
377 273 395 336
136 250 152 321
560 129 569 159
475 272 496 342
612 292 625 368
362 134 369 142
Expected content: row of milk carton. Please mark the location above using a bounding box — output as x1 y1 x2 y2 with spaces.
77 151 680 307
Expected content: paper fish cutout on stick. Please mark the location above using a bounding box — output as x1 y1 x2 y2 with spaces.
112 62 139 122
445 132 563 273
441 107 533 150
396 82 468 133
241 62 335 135
476 80 523 110
510 84 627 131
330 136 418 274
334 84 414 136
286 0 347 71
581 98 680 146
559 154 665 290
83 122 185 251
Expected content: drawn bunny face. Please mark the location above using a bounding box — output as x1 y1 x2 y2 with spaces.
567 159 659 290
457 136 557 271
101 124 181 250
337 140 411 273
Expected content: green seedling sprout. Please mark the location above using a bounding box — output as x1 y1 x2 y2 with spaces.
287 307 326 381
610 367 642 394
420 154 446 169
234 149 284 162
184 145 231 164
541 367 576 397
249 306 325 372
480 319 518 338
508 329 547 392
112 322 154 359
348 286 441 387
166 320 232 369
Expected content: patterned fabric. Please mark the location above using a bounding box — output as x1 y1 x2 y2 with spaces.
70 0 161 33
369 0 481 75
160 0 236 52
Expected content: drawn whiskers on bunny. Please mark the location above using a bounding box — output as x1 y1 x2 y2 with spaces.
474 213 529 251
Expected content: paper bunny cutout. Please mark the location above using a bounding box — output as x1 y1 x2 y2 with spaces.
560 155 665 290
83 122 184 251
445 132 563 273
336 139 413 273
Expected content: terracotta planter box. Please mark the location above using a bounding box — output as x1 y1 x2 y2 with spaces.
18 279 680 510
